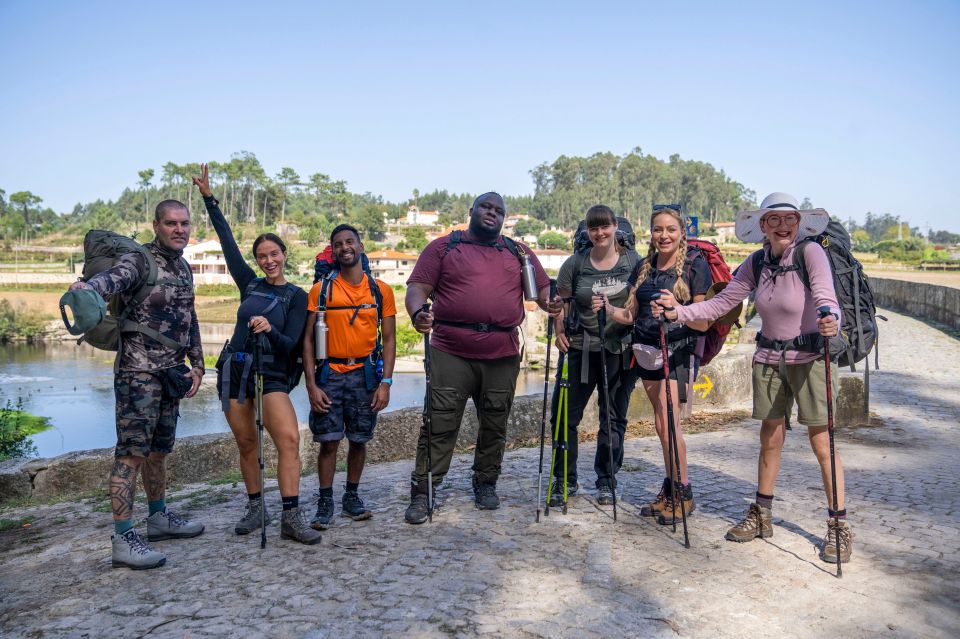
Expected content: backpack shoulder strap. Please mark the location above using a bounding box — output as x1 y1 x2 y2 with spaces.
317 269 339 309
500 235 523 264
792 238 815 290
749 249 765 284
570 251 588 296
124 247 159 312
242 277 264 301
444 231 462 256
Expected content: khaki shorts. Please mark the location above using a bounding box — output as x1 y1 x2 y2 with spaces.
752 359 838 427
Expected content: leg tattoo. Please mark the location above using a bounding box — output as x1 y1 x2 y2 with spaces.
110 458 139 522
141 453 167 503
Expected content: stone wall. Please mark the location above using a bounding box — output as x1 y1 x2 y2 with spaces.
870 277 960 331
0 341 868 505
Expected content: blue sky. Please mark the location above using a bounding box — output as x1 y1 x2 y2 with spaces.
1 1 958 232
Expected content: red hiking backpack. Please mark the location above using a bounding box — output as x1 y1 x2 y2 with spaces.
685 239 741 365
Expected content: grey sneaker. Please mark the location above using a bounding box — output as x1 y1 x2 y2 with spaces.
548 481 578 507
596 484 616 506
342 490 373 521
404 493 430 525
235 497 270 535
472 477 500 510
147 508 205 541
311 493 335 530
112 528 166 570
280 507 323 545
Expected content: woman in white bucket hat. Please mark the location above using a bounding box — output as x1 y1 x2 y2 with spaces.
652 192 853 565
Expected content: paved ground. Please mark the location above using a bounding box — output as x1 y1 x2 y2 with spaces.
1 308 958 638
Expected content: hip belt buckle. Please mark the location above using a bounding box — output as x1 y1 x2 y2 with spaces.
476 323 491 333
346 357 358 365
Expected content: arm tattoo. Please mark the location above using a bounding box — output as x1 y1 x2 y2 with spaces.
110 459 138 521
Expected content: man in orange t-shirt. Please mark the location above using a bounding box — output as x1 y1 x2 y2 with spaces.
302 224 397 529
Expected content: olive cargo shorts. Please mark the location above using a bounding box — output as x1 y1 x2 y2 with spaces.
752 359 838 427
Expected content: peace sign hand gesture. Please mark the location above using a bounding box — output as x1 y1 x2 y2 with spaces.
192 163 213 198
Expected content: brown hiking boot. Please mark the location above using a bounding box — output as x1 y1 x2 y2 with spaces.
820 519 853 564
725 502 773 542
640 478 672 517
657 483 695 525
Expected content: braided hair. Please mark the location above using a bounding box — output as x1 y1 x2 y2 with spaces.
630 207 690 304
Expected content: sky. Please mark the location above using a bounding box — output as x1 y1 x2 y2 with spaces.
1 1 958 232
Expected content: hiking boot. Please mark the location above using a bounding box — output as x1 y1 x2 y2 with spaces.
405 492 430 525
342 490 373 521
548 481 578 507
640 480 672 517
596 484 616 506
472 477 500 510
820 519 854 564
280 507 323 545
112 528 166 570
657 484 696 526
725 502 773 542
235 497 270 535
146 508 205 541
311 493 335 530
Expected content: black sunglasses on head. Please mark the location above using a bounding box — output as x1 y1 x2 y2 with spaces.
653 203 683 213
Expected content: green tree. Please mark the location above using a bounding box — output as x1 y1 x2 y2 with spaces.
401 227 428 252
514 218 545 237
538 231 569 250
137 169 154 219
276 167 301 225
9 191 42 230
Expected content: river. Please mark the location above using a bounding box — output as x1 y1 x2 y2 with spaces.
1 332 546 458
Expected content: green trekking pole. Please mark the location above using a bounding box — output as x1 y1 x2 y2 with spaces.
545 353 568 517
536 280 557 523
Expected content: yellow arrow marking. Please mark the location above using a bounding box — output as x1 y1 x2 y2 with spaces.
693 374 713 398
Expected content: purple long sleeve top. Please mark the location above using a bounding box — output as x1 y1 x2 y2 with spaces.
675 239 841 365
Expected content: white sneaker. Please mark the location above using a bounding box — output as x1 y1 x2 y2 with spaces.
146 508 205 541
112 528 166 570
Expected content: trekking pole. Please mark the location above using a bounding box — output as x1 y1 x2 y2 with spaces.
561 357 570 515
545 352 567 517
596 302 617 522
536 279 557 523
254 332 267 549
819 306 842 578
421 303 435 523
657 304 690 548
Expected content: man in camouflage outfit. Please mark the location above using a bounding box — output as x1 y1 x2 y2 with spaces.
69 199 206 569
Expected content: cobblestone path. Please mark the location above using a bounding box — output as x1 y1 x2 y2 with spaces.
1 309 958 638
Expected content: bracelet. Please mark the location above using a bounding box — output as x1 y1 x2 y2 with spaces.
380 377 393 386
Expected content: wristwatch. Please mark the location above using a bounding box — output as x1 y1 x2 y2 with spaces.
380 377 393 386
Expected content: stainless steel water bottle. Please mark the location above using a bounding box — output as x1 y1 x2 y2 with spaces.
521 253 538 301
314 311 328 360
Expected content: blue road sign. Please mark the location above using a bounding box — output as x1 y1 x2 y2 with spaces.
686 215 699 238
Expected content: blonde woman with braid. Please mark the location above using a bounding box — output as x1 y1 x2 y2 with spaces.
597 206 710 524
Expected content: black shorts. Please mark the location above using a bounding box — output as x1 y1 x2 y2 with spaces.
216 357 289 403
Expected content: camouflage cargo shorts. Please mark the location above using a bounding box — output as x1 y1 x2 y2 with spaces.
114 370 180 458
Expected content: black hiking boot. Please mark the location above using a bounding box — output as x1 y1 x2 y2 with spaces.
596 483 616 506
311 493 335 530
548 480 578 507
472 477 500 510
405 492 430 525
342 490 373 521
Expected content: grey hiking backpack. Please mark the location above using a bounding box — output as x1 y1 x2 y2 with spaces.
77 230 191 356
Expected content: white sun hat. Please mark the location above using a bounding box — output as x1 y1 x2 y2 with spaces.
735 192 831 243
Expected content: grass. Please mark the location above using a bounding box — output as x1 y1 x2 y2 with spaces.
0 516 35 532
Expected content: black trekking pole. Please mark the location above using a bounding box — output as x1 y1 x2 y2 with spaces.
819 306 842 578
253 332 267 549
536 280 557 523
596 302 617 522
421 303 435 523
657 303 690 548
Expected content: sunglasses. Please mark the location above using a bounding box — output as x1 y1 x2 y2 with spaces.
762 213 800 228
653 203 682 213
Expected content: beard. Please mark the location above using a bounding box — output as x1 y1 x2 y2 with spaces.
468 217 501 242
335 251 361 268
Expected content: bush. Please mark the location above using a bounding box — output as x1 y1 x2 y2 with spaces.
0 299 49 343
0 398 51 461
395 320 422 356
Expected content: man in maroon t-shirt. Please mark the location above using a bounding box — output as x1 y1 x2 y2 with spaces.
403 192 562 524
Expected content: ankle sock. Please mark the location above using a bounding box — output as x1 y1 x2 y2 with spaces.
148 499 165 516
828 508 847 520
319 486 333 499
114 519 134 535
756 492 774 509
248 492 262 501
345 481 359 494
281 495 299 511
